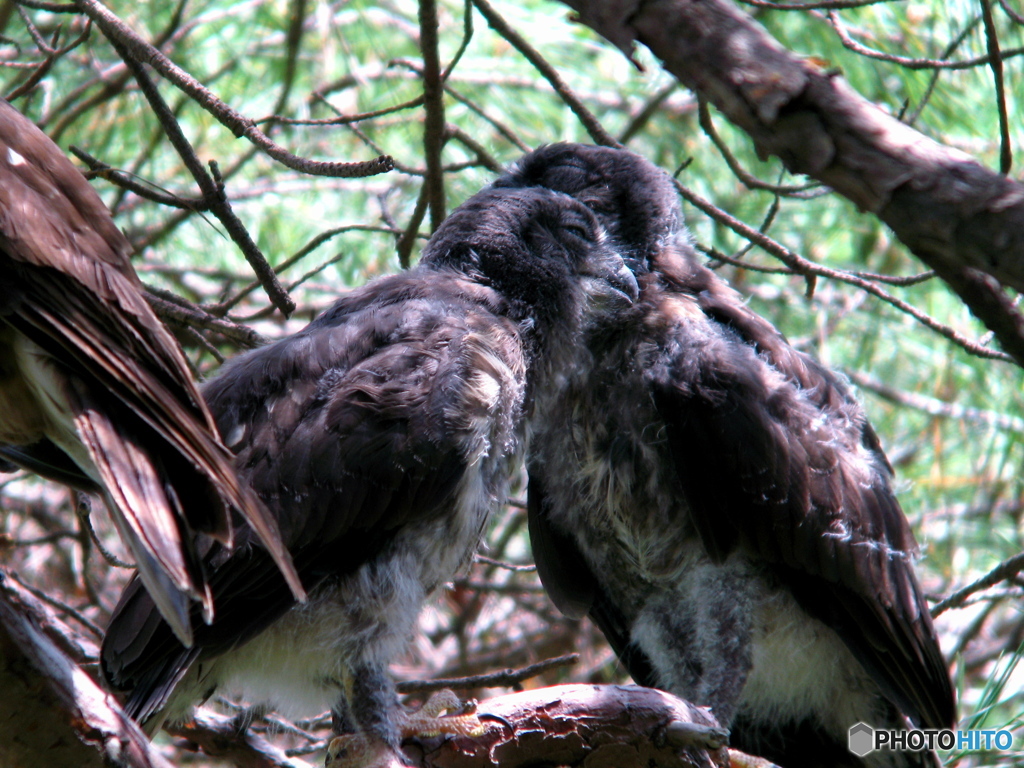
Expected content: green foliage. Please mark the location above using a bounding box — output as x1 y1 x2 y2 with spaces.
2 0 1024 763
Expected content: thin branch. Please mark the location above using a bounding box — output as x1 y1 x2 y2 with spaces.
473 554 537 572
391 58 531 152
736 0 892 8
212 225 416 314
5 10 91 102
11 0 78 10
71 0 395 178
420 0 448 230
442 0 475 80
471 0 618 147
697 97 820 196
619 81 681 144
846 370 1024 433
146 290 269 349
102 30 297 315
271 94 425 126
274 0 307 119
398 182 430 269
75 494 135 570
14 580 104 640
166 710 312 768
933 552 1024 616
980 0 1012 174
446 123 503 172
826 9 1024 70
398 653 580 694
999 0 1024 25
904 17 981 127
69 146 208 209
676 182 1014 363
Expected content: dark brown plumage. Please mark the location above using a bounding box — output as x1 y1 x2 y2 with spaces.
0 99 302 645
100 184 637 764
499 144 955 768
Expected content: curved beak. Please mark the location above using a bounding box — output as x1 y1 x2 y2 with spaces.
582 247 640 306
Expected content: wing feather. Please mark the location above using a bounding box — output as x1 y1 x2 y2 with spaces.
0 100 302 634
646 249 955 729
102 278 525 720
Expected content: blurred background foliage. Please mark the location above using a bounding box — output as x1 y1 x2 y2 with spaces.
1 0 1023 765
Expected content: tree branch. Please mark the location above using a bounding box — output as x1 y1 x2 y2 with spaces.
472 0 618 147
71 0 394 179
398 685 731 768
420 0 448 231
0 571 174 768
557 0 1024 366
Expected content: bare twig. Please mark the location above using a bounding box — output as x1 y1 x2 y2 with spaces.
100 29 297 315
979 0 1012 174
471 0 618 147
398 653 580 693
736 0 890 8
826 9 1024 70
676 182 1014 363
846 370 1024 433
419 0 448 230
146 290 269 349
933 552 1024 616
398 182 430 269
473 554 537 572
697 97 820 196
166 709 313 768
71 0 395 178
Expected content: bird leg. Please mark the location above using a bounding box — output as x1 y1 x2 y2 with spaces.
228 703 268 737
325 685 484 768
324 734 404 768
398 688 485 739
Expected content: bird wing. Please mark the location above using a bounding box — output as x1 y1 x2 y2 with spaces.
529 475 662 688
644 248 955 729
102 275 526 722
527 473 596 621
0 439 97 491
0 100 301 643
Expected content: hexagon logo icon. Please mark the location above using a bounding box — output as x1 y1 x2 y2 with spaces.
849 722 875 757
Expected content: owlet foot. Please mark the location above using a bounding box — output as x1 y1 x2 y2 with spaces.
726 749 782 768
399 688 485 739
325 733 405 768
325 690 484 768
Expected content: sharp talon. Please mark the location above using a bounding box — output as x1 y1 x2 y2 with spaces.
400 688 486 739
479 712 514 737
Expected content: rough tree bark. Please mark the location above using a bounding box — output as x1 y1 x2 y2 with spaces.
556 0 1024 366
0 571 173 768
398 684 730 768
173 685 733 768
